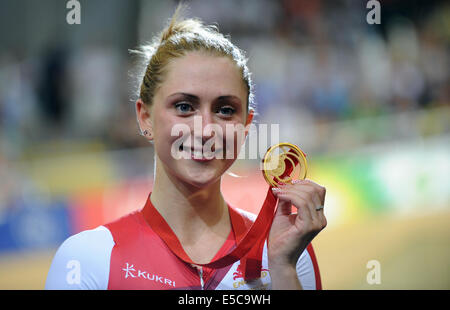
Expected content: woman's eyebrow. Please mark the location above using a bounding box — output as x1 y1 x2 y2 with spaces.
167 93 242 103
217 95 241 103
167 92 199 102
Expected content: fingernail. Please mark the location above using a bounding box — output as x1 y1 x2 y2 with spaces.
291 179 302 184
272 187 282 192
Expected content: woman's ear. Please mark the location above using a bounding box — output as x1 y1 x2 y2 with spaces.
243 108 254 139
136 98 154 140
245 108 254 126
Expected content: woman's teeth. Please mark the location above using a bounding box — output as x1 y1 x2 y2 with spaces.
178 144 222 158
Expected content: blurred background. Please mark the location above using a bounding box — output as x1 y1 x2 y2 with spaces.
0 0 449 289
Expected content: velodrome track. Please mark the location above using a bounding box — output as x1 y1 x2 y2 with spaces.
1 208 448 290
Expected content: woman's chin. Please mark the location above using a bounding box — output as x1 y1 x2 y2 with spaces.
178 163 226 188
183 171 220 188
159 155 232 190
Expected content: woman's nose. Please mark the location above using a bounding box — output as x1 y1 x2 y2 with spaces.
191 111 219 145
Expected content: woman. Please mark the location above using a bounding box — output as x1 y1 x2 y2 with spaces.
45 5 327 290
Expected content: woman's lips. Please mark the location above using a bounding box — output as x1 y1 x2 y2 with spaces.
191 148 224 161
191 154 213 162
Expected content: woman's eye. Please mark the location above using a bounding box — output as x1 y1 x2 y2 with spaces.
175 102 194 113
218 106 235 116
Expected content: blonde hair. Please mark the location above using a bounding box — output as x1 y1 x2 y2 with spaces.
131 4 255 112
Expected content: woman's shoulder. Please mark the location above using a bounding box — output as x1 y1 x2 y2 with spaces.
45 226 115 290
60 226 114 252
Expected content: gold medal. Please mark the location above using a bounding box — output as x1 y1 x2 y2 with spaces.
262 143 308 187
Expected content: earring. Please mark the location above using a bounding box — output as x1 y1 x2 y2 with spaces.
143 130 153 140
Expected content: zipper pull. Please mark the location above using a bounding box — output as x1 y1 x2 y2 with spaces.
191 264 205 290
198 266 205 290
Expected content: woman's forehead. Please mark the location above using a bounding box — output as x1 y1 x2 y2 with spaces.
158 52 247 100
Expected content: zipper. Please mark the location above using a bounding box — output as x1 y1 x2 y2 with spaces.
192 264 205 290
198 266 204 290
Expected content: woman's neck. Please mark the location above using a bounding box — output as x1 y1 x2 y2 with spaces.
150 160 231 247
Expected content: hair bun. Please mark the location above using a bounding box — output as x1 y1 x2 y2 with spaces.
159 4 203 43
